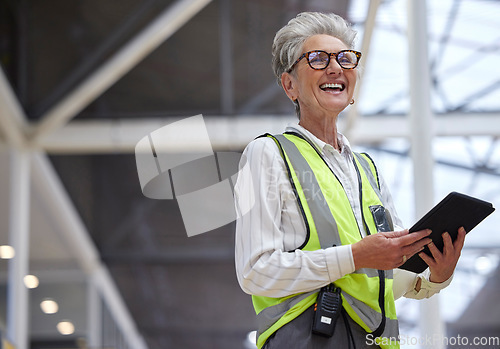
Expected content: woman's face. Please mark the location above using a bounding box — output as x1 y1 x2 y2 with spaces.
283 34 358 118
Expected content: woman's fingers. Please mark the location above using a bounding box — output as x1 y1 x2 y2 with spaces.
353 229 434 270
419 227 467 283
453 227 466 251
418 249 435 268
396 229 432 246
400 230 432 260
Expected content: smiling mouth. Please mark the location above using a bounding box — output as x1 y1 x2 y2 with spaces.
320 83 345 92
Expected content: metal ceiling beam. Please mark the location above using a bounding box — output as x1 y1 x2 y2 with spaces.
36 112 500 154
102 246 235 264
429 0 462 111
31 151 148 349
32 0 161 119
0 66 31 349
0 268 86 284
30 0 213 143
87 281 102 349
6 149 30 349
407 1 445 347
1 58 149 349
0 68 28 147
344 0 381 136
30 153 101 273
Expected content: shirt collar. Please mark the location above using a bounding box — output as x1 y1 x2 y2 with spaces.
284 122 353 157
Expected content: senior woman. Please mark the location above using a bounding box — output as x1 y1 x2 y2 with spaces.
235 12 465 349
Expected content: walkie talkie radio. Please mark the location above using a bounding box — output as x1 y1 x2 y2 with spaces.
312 284 342 337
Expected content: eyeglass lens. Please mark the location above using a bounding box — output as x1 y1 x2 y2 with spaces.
308 51 358 69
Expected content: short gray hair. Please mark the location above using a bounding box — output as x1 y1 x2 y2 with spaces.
272 12 357 84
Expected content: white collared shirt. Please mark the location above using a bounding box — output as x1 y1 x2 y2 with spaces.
234 123 451 299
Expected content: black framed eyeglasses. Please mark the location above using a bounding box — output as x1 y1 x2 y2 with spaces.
288 50 362 72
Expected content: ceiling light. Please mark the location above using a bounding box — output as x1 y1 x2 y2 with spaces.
57 321 75 335
24 275 39 289
245 330 257 348
40 299 59 314
474 255 497 275
0 245 15 259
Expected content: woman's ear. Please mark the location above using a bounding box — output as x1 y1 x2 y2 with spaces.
281 72 298 102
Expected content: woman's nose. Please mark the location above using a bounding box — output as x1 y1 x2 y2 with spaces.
325 56 342 74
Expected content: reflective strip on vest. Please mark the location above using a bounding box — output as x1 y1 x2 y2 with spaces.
274 134 342 248
355 153 383 202
252 133 400 349
256 291 316 336
342 291 398 335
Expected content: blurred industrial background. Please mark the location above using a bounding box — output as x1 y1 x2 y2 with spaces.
0 0 499 348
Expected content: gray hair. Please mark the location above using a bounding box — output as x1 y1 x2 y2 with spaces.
271 12 358 117
272 12 357 81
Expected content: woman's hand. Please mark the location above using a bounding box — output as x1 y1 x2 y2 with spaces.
419 227 466 283
352 229 432 270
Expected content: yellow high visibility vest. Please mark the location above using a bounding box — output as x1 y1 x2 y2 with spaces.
252 133 399 349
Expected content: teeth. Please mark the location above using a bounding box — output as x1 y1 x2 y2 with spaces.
320 83 345 91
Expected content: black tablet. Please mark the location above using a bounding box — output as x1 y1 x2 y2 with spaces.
400 191 495 274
